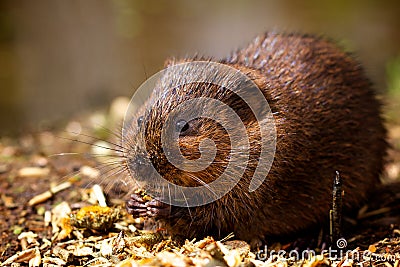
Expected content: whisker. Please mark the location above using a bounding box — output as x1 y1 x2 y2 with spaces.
95 168 129 192
57 169 83 182
96 162 125 169
56 135 125 153
48 152 81 157
100 168 129 189
95 124 123 140
180 187 192 222
48 152 124 160
93 157 125 163
187 173 217 199
87 153 124 159
63 130 125 150
95 162 126 174
188 174 208 187
168 183 172 214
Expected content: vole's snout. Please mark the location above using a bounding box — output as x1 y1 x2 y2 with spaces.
133 154 147 166
128 153 151 178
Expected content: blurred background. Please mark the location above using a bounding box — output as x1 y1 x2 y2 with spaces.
1 0 400 135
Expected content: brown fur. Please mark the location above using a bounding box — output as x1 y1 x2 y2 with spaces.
124 32 387 242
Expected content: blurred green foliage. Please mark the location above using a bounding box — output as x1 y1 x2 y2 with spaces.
387 56 400 96
385 55 400 125
0 1 399 135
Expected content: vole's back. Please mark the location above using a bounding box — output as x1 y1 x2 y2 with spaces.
217 32 387 238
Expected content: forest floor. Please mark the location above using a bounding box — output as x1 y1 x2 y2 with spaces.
0 97 399 266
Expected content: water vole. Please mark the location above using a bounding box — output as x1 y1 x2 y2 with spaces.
123 32 387 242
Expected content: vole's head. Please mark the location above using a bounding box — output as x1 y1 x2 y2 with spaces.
122 60 275 206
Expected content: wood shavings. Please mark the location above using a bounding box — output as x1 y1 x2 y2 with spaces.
1 121 399 267
91 184 107 207
28 190 53 206
1 248 37 266
52 246 73 262
44 210 52 227
100 239 114 257
18 167 50 178
29 248 42 267
42 256 67 266
51 201 72 240
28 181 72 206
72 246 93 257
217 241 242 267
18 231 39 250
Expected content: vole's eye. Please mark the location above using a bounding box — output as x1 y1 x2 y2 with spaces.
137 116 144 127
176 119 189 134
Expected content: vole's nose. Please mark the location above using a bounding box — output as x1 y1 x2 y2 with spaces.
128 154 151 178
134 154 147 166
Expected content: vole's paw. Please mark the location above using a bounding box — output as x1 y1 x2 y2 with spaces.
126 193 170 218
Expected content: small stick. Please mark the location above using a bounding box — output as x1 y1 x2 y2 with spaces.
330 171 343 247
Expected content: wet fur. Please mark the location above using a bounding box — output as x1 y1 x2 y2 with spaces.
124 32 387 242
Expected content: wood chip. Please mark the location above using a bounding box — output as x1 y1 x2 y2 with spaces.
44 210 52 227
50 181 72 194
1 248 36 266
18 231 38 244
52 246 73 262
51 202 72 235
42 257 67 266
100 239 113 257
18 167 50 178
29 248 41 267
92 184 107 207
73 246 93 257
28 182 72 206
28 191 52 206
